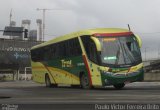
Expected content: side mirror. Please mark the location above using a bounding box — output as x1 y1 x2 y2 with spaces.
135 34 142 48
91 37 102 51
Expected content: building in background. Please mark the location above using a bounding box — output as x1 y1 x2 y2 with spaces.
36 19 42 41
0 19 43 80
10 21 16 27
29 30 37 41
21 19 31 40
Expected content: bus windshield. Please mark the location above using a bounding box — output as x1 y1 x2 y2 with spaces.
97 36 142 67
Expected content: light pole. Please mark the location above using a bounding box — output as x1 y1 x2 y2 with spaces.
36 8 64 41
36 8 50 41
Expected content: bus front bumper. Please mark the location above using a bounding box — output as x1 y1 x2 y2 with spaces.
101 69 144 86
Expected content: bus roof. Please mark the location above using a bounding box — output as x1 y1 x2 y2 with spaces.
31 28 130 50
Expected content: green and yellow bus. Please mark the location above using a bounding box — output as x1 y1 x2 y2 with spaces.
31 28 143 89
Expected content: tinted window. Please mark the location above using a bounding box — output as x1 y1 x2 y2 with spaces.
31 38 82 62
31 48 44 61
68 38 82 56
81 36 98 64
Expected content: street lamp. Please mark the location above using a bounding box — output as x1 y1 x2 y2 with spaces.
36 8 64 41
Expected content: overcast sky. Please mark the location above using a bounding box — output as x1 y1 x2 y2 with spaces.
0 0 160 60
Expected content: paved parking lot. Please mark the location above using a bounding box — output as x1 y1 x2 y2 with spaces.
0 81 160 110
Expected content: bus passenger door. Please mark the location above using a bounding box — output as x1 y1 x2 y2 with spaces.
88 42 102 86
81 37 102 86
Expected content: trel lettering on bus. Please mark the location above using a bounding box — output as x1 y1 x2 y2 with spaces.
61 60 72 68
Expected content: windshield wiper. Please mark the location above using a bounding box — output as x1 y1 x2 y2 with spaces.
115 47 120 65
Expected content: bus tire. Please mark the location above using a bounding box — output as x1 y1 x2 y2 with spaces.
80 74 91 89
113 83 125 90
45 74 52 87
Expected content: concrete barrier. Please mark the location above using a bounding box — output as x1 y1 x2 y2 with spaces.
144 72 160 81
0 74 32 81
1 73 160 81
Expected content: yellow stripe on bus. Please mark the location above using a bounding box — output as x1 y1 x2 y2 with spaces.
32 66 79 82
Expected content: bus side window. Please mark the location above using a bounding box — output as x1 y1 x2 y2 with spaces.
74 38 82 56
68 38 82 57
88 40 98 64
31 49 44 62
52 44 58 59
58 42 63 57
31 50 37 61
81 36 90 56
65 41 70 57
43 47 49 61
62 42 67 57
81 36 98 64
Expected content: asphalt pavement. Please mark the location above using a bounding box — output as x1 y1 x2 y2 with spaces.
0 81 160 110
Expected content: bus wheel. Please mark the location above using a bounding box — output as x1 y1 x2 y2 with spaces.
113 83 125 90
45 74 52 87
80 74 91 89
